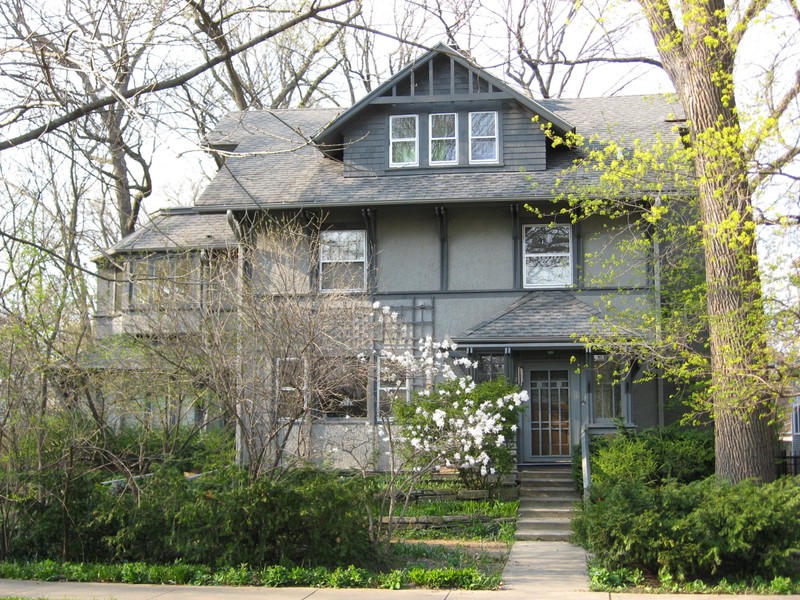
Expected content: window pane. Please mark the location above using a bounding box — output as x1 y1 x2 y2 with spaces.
323 360 368 418
593 356 623 421
130 260 151 307
321 262 364 291
392 141 416 164
471 112 496 136
391 116 416 139
525 256 571 285
475 355 505 383
471 139 496 161
431 113 456 137
321 230 365 262
525 225 571 254
431 139 456 162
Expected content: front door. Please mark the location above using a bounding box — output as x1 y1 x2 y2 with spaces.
521 364 573 461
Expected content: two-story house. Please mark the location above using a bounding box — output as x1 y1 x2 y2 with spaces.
94 44 685 468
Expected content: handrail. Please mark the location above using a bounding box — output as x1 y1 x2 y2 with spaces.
581 426 591 500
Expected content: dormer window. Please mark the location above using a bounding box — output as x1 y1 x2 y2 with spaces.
389 115 418 167
469 111 498 163
429 113 458 165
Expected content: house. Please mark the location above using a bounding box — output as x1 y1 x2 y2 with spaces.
94 44 686 470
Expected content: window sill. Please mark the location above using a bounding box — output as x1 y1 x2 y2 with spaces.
383 162 505 174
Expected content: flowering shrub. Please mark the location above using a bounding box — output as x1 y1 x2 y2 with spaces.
386 337 526 489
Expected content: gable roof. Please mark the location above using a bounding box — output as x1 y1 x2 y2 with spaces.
312 43 575 153
453 291 601 345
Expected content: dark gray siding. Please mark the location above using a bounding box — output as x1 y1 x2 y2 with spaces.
374 206 439 292
503 102 547 171
343 101 547 176
448 206 513 290
343 109 387 176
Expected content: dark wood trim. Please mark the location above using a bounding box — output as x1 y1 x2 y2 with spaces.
372 92 512 104
435 206 448 291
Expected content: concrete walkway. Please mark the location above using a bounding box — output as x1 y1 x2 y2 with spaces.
0 542 793 599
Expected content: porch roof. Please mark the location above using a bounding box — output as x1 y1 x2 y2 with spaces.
452 291 601 346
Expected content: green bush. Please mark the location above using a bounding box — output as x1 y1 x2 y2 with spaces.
10 470 112 562
574 475 800 582
99 466 376 568
586 426 714 492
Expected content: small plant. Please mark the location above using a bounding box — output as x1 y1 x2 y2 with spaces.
589 566 644 590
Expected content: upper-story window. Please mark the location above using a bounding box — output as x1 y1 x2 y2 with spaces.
389 115 418 167
429 113 458 165
320 229 366 292
129 254 197 309
523 224 572 288
469 111 498 163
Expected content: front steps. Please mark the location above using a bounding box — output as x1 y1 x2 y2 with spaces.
515 465 580 541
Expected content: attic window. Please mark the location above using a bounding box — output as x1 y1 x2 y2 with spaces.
429 113 458 165
469 111 498 163
389 115 418 167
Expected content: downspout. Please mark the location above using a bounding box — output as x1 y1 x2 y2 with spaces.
435 206 448 291
653 200 665 428
511 204 520 289
362 208 376 294
227 210 247 468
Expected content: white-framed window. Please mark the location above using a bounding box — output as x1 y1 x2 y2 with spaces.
592 355 627 422
275 357 308 419
429 113 458 165
376 356 411 418
128 254 197 309
523 224 572 288
319 230 366 292
322 357 369 419
389 114 418 167
469 111 498 163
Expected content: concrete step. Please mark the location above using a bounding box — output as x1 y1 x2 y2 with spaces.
519 482 576 493
517 517 571 529
519 480 574 490
518 486 580 498
519 498 577 511
517 471 574 482
518 506 574 518
515 530 572 542
516 466 577 542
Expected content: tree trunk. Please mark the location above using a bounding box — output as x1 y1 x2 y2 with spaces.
638 0 777 482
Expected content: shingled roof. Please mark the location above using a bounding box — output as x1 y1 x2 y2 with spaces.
453 291 602 345
193 94 684 212
103 208 237 256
